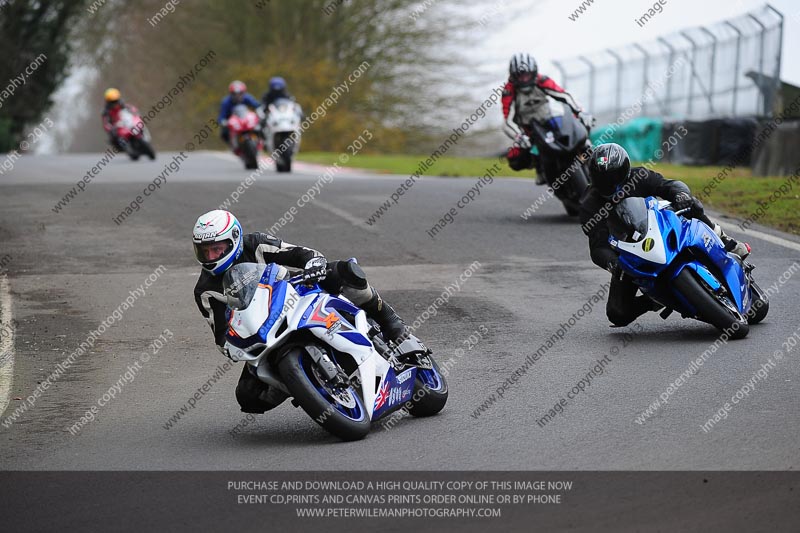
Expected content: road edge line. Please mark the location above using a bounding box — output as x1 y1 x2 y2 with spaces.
0 274 14 417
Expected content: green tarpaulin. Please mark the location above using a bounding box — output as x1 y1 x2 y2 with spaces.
590 117 664 161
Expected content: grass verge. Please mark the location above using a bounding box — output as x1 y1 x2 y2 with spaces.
297 152 799 235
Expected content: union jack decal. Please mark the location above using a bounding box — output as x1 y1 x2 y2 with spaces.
374 380 390 410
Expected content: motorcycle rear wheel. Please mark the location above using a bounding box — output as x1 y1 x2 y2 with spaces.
407 357 448 417
673 269 749 339
278 346 370 441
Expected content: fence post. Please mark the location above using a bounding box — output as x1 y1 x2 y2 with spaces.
724 21 743 116
748 12 767 115
700 26 718 115
578 56 596 112
607 49 624 119
658 38 676 116
552 60 568 88
681 32 698 116
766 5 784 116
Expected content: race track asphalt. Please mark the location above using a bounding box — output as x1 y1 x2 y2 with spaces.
1 151 798 470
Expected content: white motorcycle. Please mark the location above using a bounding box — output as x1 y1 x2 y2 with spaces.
219 260 448 441
264 98 302 173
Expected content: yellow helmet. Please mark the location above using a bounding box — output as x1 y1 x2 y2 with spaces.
104 88 121 102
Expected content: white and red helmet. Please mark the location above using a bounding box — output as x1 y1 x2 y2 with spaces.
192 210 243 275
228 80 247 95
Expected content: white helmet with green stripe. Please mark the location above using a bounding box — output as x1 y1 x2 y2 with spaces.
192 210 243 275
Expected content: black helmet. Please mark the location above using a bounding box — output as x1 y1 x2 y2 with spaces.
509 53 538 87
589 143 631 198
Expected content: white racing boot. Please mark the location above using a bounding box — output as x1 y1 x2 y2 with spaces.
713 224 751 259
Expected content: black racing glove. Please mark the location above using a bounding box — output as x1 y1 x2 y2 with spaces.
607 260 624 281
302 257 328 284
672 192 693 212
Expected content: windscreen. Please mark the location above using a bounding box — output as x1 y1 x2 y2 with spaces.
222 263 264 310
272 97 292 108
232 104 249 118
608 197 650 243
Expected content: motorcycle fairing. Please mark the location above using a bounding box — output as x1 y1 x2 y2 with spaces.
297 293 374 359
372 366 417 419
529 103 587 153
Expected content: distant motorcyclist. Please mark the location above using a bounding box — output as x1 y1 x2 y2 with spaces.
101 88 138 151
218 80 262 145
261 76 294 108
580 143 750 327
502 53 593 184
192 209 407 414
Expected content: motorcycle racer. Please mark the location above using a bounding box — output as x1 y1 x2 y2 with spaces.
580 143 750 327
101 88 139 151
261 76 294 108
218 80 263 145
502 53 593 184
192 209 407 413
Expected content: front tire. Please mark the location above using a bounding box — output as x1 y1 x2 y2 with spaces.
407 357 448 417
274 133 293 172
139 138 156 160
746 280 769 324
276 156 292 173
563 202 580 216
278 347 370 441
242 138 258 170
673 269 749 339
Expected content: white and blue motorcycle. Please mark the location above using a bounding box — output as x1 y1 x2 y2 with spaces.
264 97 302 173
220 260 447 441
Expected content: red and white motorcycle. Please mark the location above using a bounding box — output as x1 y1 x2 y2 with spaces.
227 104 264 170
114 108 156 161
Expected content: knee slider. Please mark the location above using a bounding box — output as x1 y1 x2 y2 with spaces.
337 261 368 290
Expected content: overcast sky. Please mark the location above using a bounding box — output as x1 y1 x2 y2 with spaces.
474 0 799 86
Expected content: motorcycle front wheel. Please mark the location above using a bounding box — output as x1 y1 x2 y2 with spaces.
274 133 293 173
138 138 156 160
242 137 259 169
746 279 769 324
673 269 749 339
122 139 139 161
278 346 371 441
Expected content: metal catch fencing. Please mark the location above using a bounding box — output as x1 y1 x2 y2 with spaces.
553 4 784 126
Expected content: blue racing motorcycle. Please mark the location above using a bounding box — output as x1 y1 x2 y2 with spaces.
218 260 448 441
608 196 768 339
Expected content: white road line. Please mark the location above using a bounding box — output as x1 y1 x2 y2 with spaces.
311 199 380 234
718 220 800 253
0 274 14 417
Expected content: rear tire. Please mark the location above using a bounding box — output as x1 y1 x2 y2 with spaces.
673 269 749 339
407 358 448 417
278 347 370 441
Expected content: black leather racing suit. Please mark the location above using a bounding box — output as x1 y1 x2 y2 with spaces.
579 167 715 327
261 88 292 109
